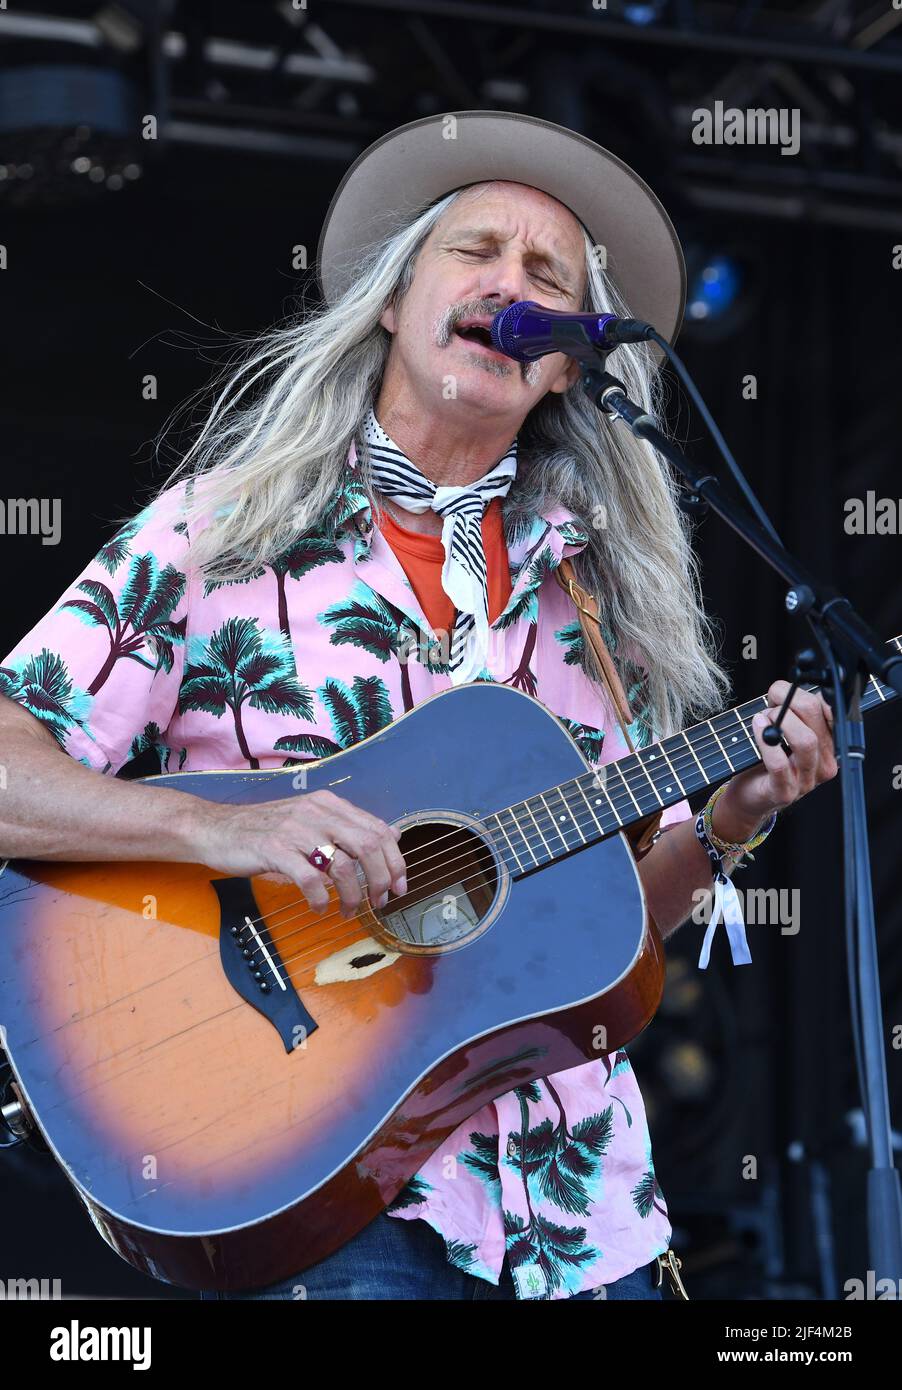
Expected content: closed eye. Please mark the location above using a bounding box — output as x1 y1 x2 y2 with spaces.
454 247 567 294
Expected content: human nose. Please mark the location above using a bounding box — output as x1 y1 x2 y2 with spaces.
476 250 531 308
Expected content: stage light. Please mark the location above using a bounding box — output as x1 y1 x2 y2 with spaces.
680 242 762 341
687 254 742 322
623 2 668 25
0 64 144 208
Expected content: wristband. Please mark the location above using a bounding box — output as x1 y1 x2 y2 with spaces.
694 788 776 970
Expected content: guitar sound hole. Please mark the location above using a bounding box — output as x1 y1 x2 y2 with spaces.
376 821 499 950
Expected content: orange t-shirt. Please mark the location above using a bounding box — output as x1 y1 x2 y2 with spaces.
379 496 512 636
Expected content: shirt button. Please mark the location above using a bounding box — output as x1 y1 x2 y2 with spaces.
506 1138 517 1158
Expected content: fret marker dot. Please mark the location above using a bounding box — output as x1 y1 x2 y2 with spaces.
731 736 738 742
594 798 602 805
665 785 672 793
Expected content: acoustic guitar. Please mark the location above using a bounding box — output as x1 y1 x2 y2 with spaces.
0 641 898 1291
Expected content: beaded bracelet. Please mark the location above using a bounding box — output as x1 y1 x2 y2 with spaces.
702 783 777 863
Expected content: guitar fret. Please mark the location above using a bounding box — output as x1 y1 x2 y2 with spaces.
609 760 642 817
680 730 706 782
733 702 765 769
637 746 682 803
658 736 695 795
523 799 554 862
551 785 587 845
540 791 572 851
596 770 624 826
626 752 664 809
490 812 524 874
708 719 733 770
573 777 609 835
497 807 536 869
703 711 744 780
489 633 901 881
695 717 733 781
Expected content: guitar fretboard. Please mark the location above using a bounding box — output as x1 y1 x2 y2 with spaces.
485 635 902 878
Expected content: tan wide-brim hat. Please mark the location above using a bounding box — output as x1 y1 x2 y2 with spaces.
316 110 686 365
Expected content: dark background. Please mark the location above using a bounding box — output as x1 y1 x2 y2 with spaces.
0 0 900 1300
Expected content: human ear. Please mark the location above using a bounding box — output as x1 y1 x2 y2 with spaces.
547 354 581 395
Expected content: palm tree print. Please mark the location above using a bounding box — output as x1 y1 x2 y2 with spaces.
631 1169 667 1219
274 674 393 762
129 720 187 772
504 1209 597 1297
557 618 654 747
506 1079 614 1218
319 585 424 711
445 1239 478 1272
502 1081 601 1292
204 534 345 645
554 619 584 667
385 1174 432 1212
497 545 557 696
61 553 187 695
601 1048 634 1127
179 617 313 769
96 520 139 575
558 716 605 765
460 1130 501 1192
0 648 85 746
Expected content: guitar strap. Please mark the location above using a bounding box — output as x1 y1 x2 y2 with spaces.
555 558 663 857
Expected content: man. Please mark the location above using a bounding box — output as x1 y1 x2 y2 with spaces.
0 112 836 1301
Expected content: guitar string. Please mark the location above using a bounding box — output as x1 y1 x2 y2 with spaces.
240 683 882 977
242 705 787 978
256 660 893 955
238 701 767 961
50 663 895 1044
238 684 840 969
243 664 896 981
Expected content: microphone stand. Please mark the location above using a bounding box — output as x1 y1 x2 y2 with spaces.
579 359 902 1287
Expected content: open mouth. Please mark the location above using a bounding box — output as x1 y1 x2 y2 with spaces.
453 322 509 360
455 323 494 347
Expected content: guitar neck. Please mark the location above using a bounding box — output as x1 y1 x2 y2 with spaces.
485 635 902 877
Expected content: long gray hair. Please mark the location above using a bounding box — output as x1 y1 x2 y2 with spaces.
155 187 729 738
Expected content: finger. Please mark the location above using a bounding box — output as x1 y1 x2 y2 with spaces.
336 809 408 895
328 826 394 909
318 796 407 893
765 680 791 709
327 848 365 916
776 708 820 790
281 852 332 913
780 701 838 782
751 709 798 802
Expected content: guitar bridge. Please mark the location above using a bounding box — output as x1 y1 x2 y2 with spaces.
211 877 318 1054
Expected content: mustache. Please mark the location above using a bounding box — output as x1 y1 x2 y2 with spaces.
433 300 541 385
433 299 498 347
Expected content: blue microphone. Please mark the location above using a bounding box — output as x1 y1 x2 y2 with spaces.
490 300 653 362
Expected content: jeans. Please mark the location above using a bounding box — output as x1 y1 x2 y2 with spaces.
198 1211 664 1301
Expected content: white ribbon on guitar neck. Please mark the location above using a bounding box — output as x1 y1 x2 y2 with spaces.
697 870 752 969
